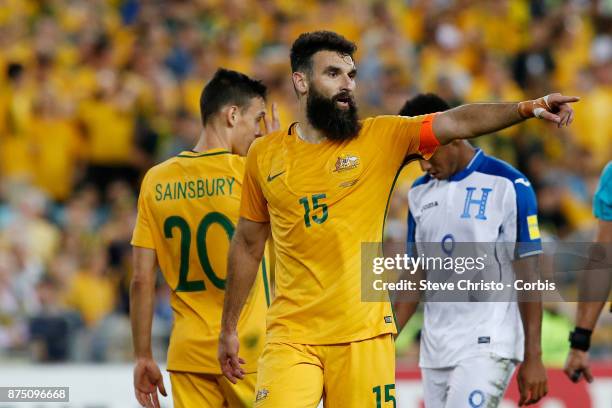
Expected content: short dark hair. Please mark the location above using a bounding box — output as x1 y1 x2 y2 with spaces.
398 93 450 116
199 68 267 125
290 31 357 74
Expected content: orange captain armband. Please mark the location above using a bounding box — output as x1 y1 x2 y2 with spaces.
418 113 441 159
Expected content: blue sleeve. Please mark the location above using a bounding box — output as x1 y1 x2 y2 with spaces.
406 210 417 257
593 162 612 221
514 179 543 258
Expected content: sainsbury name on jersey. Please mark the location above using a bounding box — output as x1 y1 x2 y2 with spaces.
154 176 236 201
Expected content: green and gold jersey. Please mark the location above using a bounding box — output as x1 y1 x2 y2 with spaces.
132 148 270 373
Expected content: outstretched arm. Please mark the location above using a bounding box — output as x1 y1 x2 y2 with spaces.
219 217 270 383
433 93 579 145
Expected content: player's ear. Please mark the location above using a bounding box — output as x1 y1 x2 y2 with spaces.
226 106 239 127
292 72 308 96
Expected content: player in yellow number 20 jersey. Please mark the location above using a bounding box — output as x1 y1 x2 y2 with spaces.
130 69 278 408
218 31 579 407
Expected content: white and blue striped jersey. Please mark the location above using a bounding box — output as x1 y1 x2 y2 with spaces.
407 149 542 368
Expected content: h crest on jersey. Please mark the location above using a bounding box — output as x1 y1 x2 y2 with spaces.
333 154 360 173
460 187 492 220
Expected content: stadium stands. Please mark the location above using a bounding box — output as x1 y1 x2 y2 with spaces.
0 0 609 365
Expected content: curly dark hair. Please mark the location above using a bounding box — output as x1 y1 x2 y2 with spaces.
290 31 357 74
398 93 450 116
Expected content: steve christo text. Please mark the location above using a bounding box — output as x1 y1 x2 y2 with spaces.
370 254 556 292
372 279 556 292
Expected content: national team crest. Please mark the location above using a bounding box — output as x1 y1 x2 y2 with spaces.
333 154 360 173
255 388 269 402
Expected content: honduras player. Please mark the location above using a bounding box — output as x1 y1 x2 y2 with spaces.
396 94 547 407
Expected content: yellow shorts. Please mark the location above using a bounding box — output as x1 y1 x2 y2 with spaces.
254 334 396 408
170 371 257 408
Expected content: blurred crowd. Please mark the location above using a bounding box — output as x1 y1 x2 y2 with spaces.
0 0 610 364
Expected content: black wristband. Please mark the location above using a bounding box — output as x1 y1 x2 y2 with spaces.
569 327 592 351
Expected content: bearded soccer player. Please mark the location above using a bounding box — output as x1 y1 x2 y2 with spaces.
218 31 578 407
130 69 278 408
397 94 546 407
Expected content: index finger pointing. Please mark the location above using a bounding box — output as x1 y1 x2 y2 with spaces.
555 95 580 103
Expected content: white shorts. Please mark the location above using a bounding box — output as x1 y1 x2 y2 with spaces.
421 353 517 408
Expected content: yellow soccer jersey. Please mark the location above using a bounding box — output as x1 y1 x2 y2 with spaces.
240 115 439 344
132 148 270 374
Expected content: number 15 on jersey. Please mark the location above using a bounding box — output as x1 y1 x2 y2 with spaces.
299 194 328 227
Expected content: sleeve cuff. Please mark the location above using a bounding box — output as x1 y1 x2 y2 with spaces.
130 238 155 249
239 212 270 223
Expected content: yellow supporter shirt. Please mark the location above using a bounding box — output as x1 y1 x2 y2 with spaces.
240 115 438 345
31 117 83 201
131 148 270 374
571 88 612 167
65 270 116 327
79 99 134 165
0 86 35 179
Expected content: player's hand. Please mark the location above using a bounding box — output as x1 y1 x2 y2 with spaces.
133 358 167 408
564 348 594 383
517 356 548 406
263 102 280 133
518 93 580 128
218 330 246 384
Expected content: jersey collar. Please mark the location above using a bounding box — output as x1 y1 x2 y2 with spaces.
288 122 298 135
177 148 231 158
448 148 485 182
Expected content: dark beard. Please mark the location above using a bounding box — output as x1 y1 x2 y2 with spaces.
306 88 361 142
